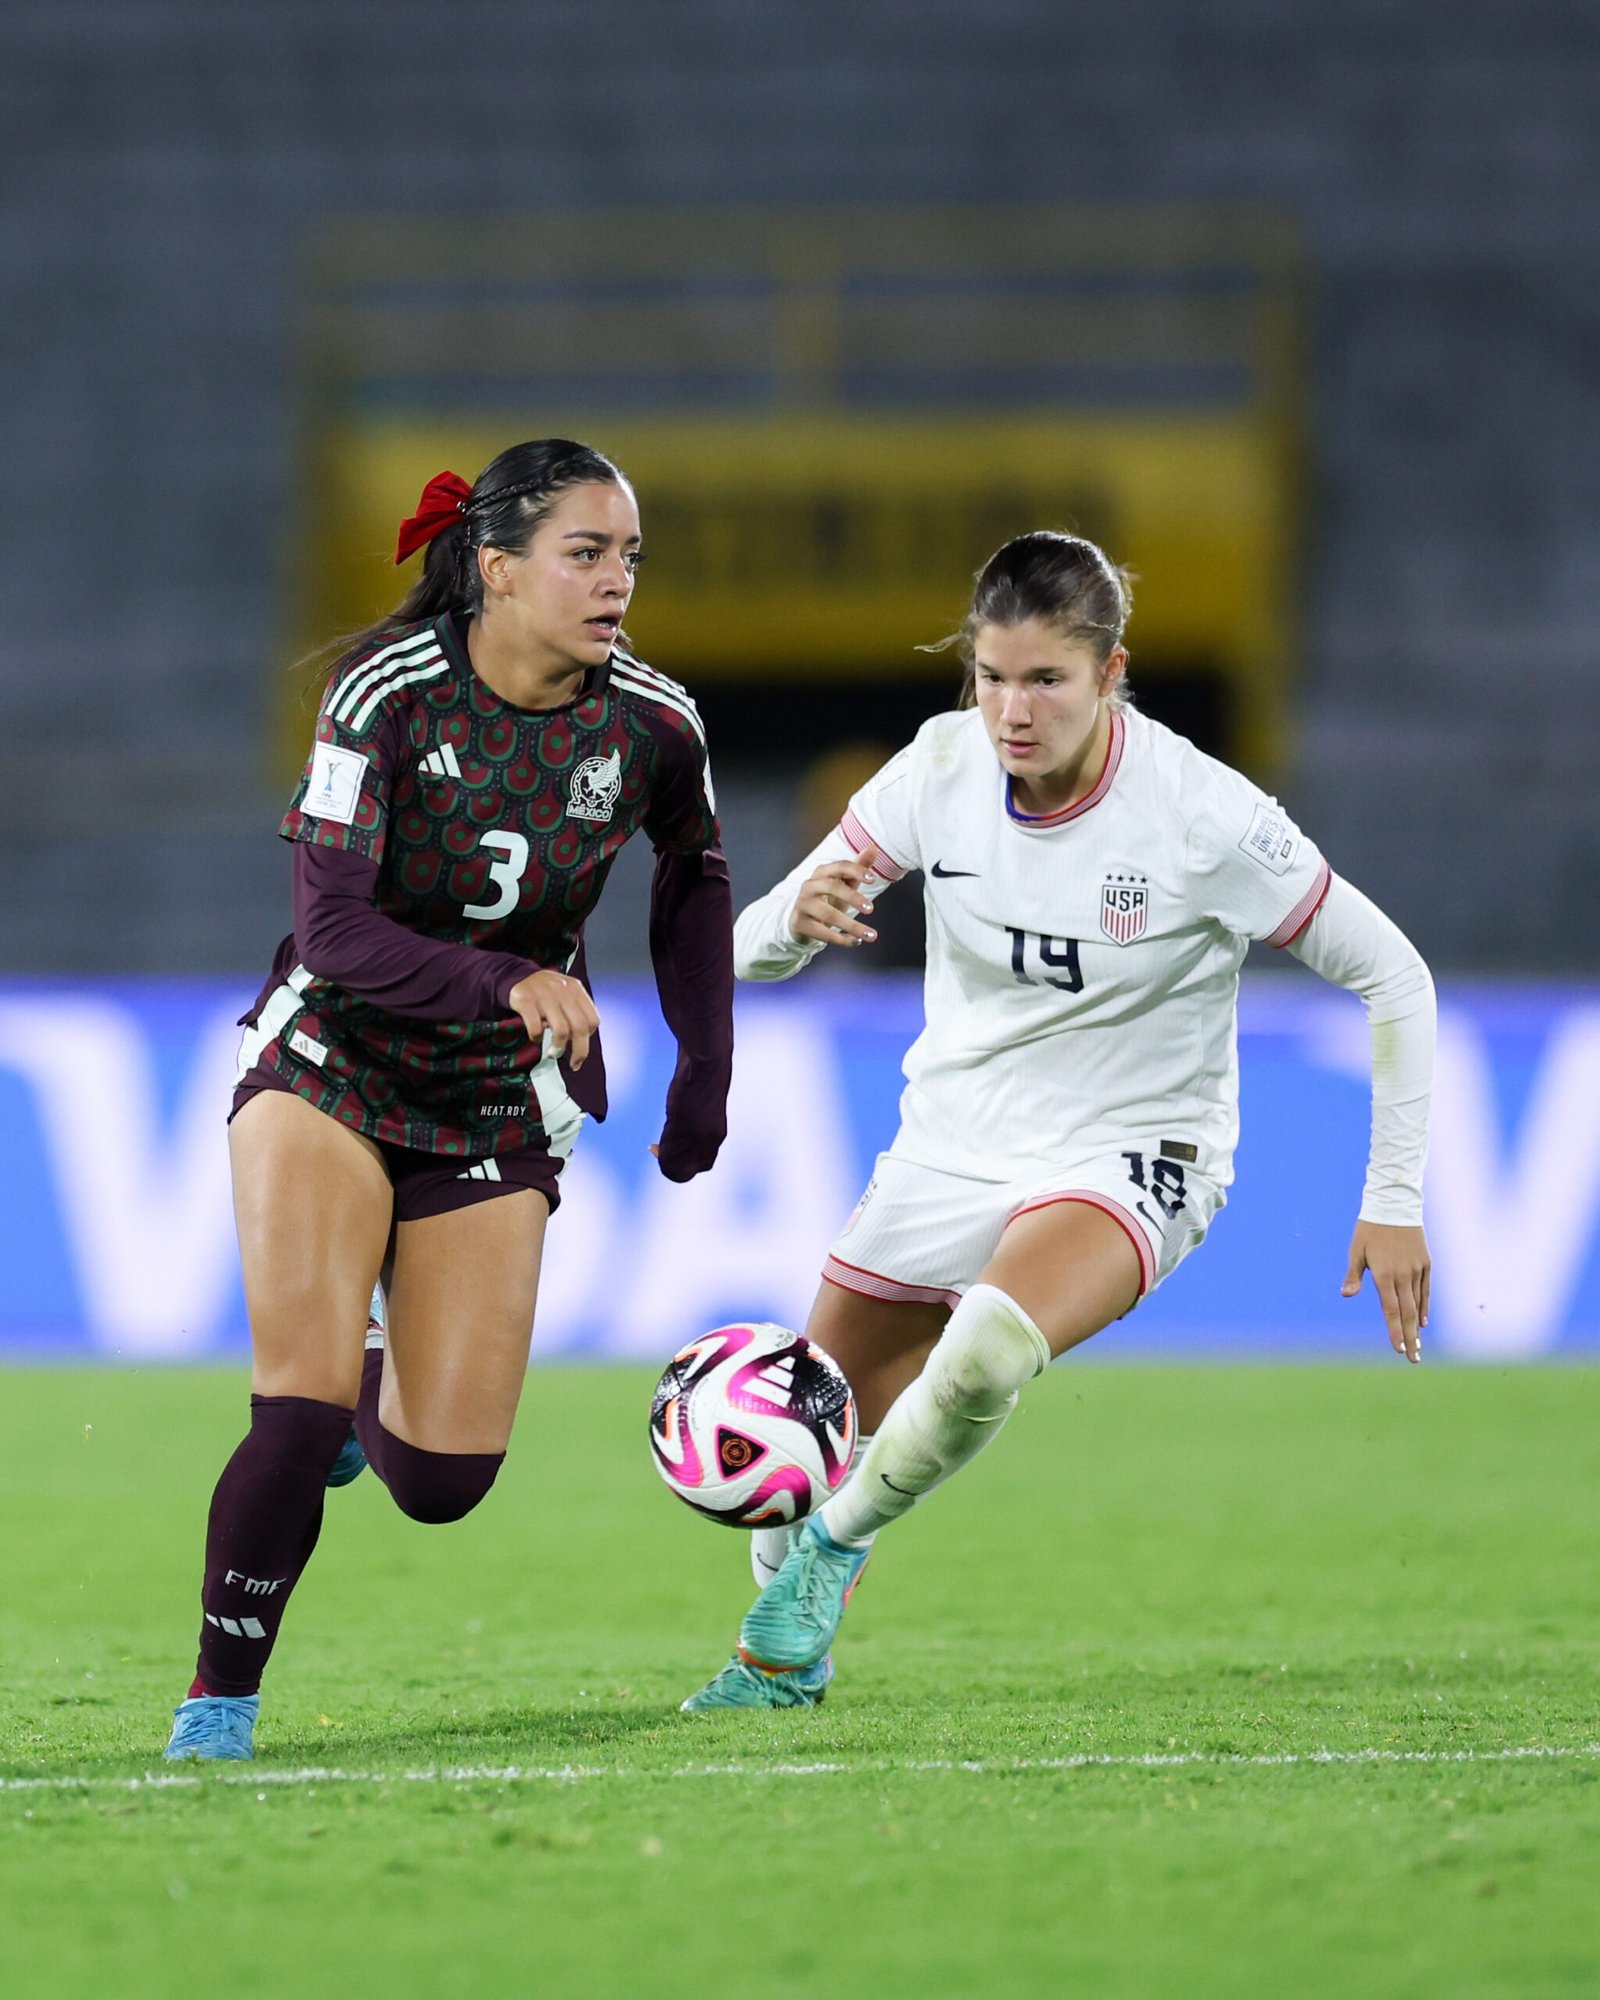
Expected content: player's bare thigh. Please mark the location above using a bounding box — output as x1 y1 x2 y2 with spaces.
229 1088 392 1406
981 1199 1143 1358
380 1189 550 1455
804 1280 946 1432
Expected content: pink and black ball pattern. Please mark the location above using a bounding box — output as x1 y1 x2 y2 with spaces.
648 1323 858 1527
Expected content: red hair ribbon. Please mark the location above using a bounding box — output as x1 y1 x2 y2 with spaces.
394 470 472 564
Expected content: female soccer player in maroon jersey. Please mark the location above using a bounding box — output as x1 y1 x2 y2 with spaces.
165 439 732 1760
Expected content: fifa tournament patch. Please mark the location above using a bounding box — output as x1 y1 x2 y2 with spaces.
305 741 367 826
1238 801 1298 876
1100 872 1149 944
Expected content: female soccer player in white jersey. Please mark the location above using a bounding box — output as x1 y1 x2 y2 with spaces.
163 440 732 1760
682 529 1433 1712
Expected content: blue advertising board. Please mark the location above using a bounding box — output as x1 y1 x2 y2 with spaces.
0 977 1596 1361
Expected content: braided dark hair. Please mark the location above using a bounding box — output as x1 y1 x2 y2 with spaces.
329 439 631 677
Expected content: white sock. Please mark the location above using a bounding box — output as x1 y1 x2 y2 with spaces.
818 1284 1050 1547
750 1432 873 1586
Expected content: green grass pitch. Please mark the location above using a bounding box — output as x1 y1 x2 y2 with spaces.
2 1363 1597 1999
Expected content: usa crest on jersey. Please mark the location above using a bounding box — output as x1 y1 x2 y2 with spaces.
1100 872 1149 944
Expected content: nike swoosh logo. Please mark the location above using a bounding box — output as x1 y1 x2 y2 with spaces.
881 1475 919 1497
930 861 978 879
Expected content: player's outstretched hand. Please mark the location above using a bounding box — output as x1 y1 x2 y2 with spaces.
508 969 599 1070
1341 1220 1430 1363
789 843 883 949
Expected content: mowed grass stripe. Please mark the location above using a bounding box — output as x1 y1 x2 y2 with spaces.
5 1741 1598 1794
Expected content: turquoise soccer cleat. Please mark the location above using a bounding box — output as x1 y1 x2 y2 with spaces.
325 1429 367 1487
737 1517 871 1672
163 1693 259 1762
680 1654 833 1714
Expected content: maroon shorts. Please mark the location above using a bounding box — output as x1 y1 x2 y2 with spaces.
230 1063 564 1222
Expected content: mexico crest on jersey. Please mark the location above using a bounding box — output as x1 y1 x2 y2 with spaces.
566 748 622 823
1100 872 1149 945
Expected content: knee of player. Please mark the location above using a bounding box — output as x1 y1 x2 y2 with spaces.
927 1283 1051 1415
384 1446 504 1525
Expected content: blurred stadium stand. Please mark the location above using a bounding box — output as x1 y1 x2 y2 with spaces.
289 203 1302 970
1 0 1597 975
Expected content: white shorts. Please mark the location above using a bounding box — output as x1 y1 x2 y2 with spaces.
822 1145 1225 1310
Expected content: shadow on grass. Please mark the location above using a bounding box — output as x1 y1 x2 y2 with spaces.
0 1704 692 1788
275 1702 692 1766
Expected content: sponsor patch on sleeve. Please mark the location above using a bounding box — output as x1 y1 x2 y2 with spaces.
1237 801 1298 876
305 741 367 826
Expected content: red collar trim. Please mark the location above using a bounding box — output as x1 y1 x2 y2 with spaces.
1005 709 1125 828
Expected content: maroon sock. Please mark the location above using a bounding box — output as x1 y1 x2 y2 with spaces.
356 1347 503 1523
191 1394 354 1698
354 1347 389 1481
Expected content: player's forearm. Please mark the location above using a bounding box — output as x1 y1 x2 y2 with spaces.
292 841 535 1024
650 845 734 1067
649 845 734 1177
1288 874 1436 1224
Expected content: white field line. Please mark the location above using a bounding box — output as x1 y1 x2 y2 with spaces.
2 1744 1597 1797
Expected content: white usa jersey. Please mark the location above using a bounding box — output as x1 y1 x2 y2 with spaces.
733 704 1331 1189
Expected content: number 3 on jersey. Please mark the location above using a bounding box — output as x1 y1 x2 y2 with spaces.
463 831 529 920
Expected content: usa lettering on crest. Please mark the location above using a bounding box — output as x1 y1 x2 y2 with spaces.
1100 873 1148 945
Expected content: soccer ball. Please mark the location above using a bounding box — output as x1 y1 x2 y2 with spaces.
648 1323 857 1527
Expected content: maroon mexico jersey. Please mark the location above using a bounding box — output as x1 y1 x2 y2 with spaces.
241 614 719 1156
